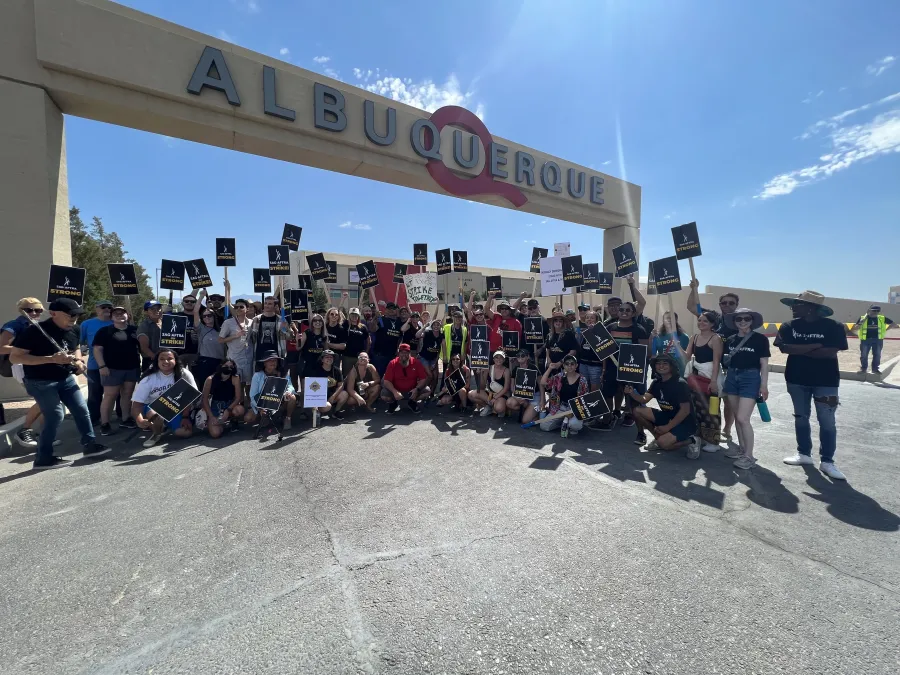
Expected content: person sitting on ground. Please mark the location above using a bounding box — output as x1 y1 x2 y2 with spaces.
131 348 198 449
306 349 348 419
246 351 297 429
505 349 540 426
380 343 430 414
626 353 700 458
344 351 381 412
851 304 896 374
435 352 472 412
471 350 511 417
92 306 141 435
539 354 588 434
198 359 244 438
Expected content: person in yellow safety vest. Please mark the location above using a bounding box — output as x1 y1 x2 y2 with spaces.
852 304 896 374
440 311 468 370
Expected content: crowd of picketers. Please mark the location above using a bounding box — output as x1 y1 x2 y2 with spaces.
1 274 854 481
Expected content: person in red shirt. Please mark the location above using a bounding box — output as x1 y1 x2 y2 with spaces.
380 343 430 414
484 299 523 356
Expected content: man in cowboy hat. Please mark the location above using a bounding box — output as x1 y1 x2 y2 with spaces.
851 304 896 374
774 291 848 481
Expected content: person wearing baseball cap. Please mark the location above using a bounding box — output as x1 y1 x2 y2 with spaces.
342 307 371 375
775 291 849 480
851 303 896 374
79 299 114 425
137 300 164 370
10 297 110 469
577 303 591 330
380 343 430 414
484 296 522 357
513 295 549 365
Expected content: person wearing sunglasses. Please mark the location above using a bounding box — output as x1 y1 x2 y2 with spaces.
189 289 225 389
92 306 141 435
512 296 549 366
1 298 48 448
171 293 199 370
721 308 769 470
539 354 588 434
218 298 254 392
299 314 328 377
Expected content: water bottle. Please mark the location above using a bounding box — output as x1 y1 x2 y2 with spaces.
756 397 771 423
561 417 570 438
709 395 720 416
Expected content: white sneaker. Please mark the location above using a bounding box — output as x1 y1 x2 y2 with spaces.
480 406 492 417
733 455 757 470
645 439 660 451
702 442 720 453
283 418 292 430
143 432 164 449
783 454 815 466
686 437 701 460
820 462 846 480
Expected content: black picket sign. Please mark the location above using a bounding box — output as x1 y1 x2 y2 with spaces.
216 238 236 267
149 378 202 423
523 316 545 344
569 390 611 421
613 242 638 278
470 340 491 369
470 324 488 343
325 260 338 284
160 260 185 291
257 377 289 412
453 250 468 272
672 221 702 260
160 314 189 350
445 369 467 395
306 253 329 281
486 275 502 298
561 255 583 289
290 289 309 321
282 223 302 251
108 263 139 296
646 262 657 296
297 274 313 291
47 265 86 305
580 263 599 291
393 263 408 284
414 244 428 266
185 259 213 289
582 322 619 362
502 330 520 355
651 256 682 294
530 247 548 274
253 268 272 293
356 260 379 289
596 272 614 295
435 248 452 275
513 368 538 400
268 245 290 276
616 343 649 384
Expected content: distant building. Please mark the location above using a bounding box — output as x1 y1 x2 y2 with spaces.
889 285 899 305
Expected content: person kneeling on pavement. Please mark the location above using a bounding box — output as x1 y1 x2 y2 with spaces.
246 351 297 428
306 349 349 420
380 343 430 414
625 353 701 458
539 354 588 434
131 349 197 449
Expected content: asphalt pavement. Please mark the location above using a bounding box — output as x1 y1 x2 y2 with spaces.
0 373 897 675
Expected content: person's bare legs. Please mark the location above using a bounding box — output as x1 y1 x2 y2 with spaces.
729 395 756 460
364 385 380 411
120 381 136 421
493 396 508 417
100 385 120 425
723 396 735 439
24 403 42 429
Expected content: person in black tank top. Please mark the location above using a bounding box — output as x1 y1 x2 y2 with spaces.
344 352 382 412
684 311 726 450
201 359 245 438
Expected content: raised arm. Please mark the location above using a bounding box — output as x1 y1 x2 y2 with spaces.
626 274 646 315
686 279 701 318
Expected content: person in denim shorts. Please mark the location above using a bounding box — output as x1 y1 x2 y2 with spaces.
721 308 770 470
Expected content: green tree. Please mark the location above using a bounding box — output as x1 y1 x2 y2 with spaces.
312 284 329 313
70 207 155 320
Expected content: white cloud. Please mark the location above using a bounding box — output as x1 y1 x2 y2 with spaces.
729 197 746 208
866 55 896 77
352 69 486 120
354 223 372 231
799 91 900 139
323 67 341 81
338 221 371 230
230 0 260 13
756 107 900 199
279 47 290 57
662 211 676 220
313 55 331 64
217 30 235 43
338 221 351 228
601 160 612 166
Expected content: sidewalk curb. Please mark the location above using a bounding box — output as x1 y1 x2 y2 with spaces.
767 354 899 383
0 383 89 450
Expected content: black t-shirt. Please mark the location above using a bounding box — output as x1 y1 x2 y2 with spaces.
375 317 403 356
448 326 464 358
326 322 348 350
344 322 369 358
559 375 580 403
93 324 141 370
174 311 197 355
308 364 342 396
864 315 893 339
256 315 279 360
301 329 327 368
420 331 442 359
546 330 579 364
649 377 693 423
402 323 419 349
13 319 79 381
577 327 603 364
635 314 655 335
775 318 847 387
725 331 771 370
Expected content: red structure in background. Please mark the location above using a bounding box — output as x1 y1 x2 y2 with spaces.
370 262 428 312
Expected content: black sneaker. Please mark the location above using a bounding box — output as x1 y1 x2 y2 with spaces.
99 423 115 436
386 401 399 415
622 414 636 428
229 419 240 433
408 399 421 414
333 409 345 420
83 443 112 460
595 416 615 432
634 430 647 446
33 456 72 470
15 428 38 448
120 418 138 430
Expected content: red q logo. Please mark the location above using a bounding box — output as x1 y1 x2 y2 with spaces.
424 106 528 208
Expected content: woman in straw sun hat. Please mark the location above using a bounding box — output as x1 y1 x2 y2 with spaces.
721 307 770 470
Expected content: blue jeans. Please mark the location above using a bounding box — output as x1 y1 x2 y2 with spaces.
786 383 838 463
85 368 103 424
24 376 96 464
860 339 883 370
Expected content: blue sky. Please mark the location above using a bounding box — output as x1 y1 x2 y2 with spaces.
66 0 900 301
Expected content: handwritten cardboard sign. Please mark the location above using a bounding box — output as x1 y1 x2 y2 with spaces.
403 272 438 304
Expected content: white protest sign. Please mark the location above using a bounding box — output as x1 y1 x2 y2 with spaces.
349 269 360 284
539 256 572 296
303 377 328 408
553 242 571 257
403 272 438 303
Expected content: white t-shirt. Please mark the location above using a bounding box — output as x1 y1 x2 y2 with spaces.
132 370 197 405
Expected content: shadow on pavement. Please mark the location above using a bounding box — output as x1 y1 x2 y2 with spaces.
801 465 900 531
